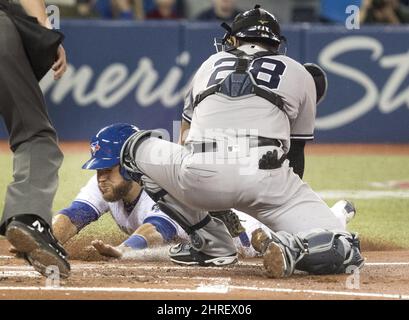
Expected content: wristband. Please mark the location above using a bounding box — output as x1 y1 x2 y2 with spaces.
123 234 148 250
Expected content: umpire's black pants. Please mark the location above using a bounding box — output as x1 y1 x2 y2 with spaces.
0 11 63 233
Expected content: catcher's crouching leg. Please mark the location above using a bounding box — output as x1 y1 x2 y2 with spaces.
255 229 364 278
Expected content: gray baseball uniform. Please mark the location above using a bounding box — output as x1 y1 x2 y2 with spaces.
182 44 316 152
130 44 344 258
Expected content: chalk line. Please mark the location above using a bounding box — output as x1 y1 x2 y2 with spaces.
0 284 407 300
317 190 409 199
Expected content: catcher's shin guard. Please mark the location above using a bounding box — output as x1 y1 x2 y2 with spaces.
162 198 238 266
158 196 237 256
142 175 209 250
262 229 364 278
295 230 364 275
157 198 211 251
142 177 237 261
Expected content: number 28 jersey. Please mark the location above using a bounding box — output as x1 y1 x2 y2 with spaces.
183 44 317 152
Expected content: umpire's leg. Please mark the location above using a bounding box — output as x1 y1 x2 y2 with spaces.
0 11 63 234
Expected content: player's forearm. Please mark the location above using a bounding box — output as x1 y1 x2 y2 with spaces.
134 223 163 246
19 0 51 28
52 214 78 245
120 223 164 251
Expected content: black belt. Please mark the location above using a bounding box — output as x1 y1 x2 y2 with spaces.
191 137 281 153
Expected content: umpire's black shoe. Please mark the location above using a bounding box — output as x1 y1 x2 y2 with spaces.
169 243 238 267
5 215 71 279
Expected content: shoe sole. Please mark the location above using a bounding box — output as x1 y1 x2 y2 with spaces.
6 223 70 279
263 242 287 278
170 255 238 267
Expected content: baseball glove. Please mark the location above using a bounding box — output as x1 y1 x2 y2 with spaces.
209 210 246 238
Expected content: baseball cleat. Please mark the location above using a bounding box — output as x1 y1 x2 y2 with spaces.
343 233 365 272
6 215 70 279
332 200 356 224
263 241 289 278
169 243 238 267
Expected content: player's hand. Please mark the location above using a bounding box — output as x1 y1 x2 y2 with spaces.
52 45 67 80
91 240 123 259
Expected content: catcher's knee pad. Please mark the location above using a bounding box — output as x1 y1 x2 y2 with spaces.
140 179 201 239
295 231 364 275
120 130 163 175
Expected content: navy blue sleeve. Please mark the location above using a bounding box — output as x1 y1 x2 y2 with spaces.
143 216 177 242
59 201 100 231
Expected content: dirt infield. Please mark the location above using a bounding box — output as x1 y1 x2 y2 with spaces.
0 239 408 300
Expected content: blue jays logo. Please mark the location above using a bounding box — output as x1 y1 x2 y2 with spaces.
90 141 100 156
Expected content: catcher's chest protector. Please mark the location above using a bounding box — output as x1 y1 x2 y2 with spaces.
193 49 285 111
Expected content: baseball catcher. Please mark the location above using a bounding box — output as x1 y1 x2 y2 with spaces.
119 5 364 277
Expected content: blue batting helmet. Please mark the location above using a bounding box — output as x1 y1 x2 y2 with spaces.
82 123 139 172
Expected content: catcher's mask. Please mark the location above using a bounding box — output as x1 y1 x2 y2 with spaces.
82 123 139 181
214 4 287 54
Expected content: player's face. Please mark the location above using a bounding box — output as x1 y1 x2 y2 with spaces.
97 165 132 202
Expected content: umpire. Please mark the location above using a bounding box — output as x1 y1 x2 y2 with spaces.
0 0 70 278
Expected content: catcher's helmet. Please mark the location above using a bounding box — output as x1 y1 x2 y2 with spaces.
222 5 283 47
82 123 139 178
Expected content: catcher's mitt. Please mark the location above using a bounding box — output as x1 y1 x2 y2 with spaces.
209 210 245 238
